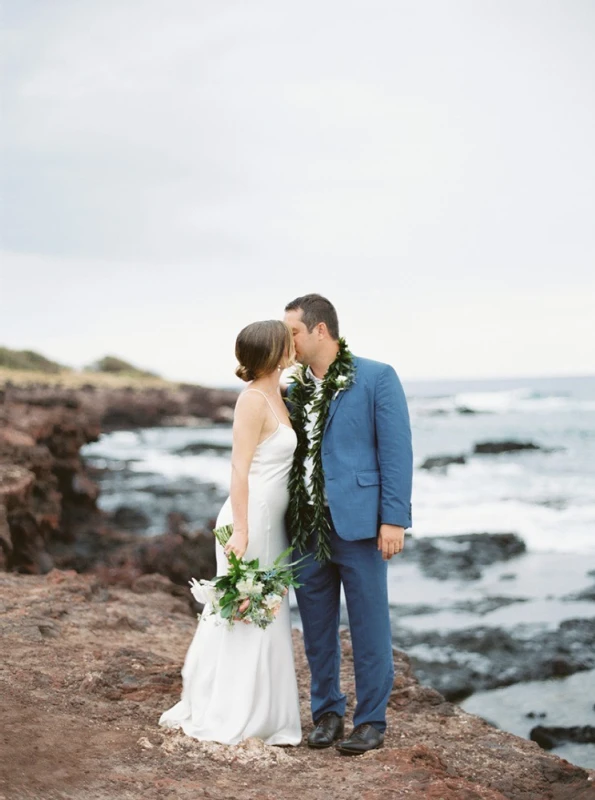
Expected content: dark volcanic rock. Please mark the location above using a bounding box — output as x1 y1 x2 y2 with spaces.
451 596 528 615
402 532 527 581
530 725 595 750
397 617 595 700
110 505 150 532
473 440 542 454
420 454 467 470
563 583 595 602
174 441 232 455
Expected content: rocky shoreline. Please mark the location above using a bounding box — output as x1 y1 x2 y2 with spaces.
2 379 595 790
393 534 595 700
2 568 594 800
0 381 236 576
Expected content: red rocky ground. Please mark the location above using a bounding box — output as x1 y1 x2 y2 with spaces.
1 569 593 800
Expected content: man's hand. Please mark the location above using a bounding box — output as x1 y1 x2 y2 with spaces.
377 524 405 560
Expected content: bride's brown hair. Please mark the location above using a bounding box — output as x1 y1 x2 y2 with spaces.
235 320 295 382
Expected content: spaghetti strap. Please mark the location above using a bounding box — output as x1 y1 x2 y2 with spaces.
242 388 281 423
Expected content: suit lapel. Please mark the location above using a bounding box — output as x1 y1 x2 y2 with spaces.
324 357 358 433
324 388 347 433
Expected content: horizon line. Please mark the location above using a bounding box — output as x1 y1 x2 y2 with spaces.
200 371 595 391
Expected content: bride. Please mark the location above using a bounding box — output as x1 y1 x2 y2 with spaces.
158 320 302 745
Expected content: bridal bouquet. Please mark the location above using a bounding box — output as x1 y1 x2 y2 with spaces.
188 524 304 630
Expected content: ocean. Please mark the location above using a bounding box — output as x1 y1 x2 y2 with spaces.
83 373 595 555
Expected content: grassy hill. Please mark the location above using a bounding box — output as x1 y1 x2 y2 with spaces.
0 347 170 389
0 347 68 374
85 355 160 380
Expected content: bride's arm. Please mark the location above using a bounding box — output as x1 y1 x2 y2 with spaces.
224 391 266 559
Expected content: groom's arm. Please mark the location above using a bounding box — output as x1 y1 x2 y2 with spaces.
374 364 413 529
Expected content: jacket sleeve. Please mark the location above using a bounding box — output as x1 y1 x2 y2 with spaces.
374 364 413 528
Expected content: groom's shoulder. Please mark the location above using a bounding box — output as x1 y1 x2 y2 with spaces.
354 355 398 378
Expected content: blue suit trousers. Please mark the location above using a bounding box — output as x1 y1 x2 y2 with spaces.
294 509 395 732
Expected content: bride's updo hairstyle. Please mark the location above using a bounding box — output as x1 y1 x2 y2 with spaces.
235 320 294 382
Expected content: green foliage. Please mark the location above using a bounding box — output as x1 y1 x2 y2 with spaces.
213 523 234 547
0 346 67 374
201 523 305 629
86 355 159 379
286 338 356 562
210 547 304 629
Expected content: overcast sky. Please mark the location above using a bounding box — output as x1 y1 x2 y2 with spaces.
1 0 594 387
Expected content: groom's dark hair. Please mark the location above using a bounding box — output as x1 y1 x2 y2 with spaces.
285 294 340 340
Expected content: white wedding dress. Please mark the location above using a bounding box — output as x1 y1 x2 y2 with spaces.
158 390 302 745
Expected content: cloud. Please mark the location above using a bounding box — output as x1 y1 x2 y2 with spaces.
1 0 594 383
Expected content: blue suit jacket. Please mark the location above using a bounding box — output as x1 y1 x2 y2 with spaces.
291 356 413 540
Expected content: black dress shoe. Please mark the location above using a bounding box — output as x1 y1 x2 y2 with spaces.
307 712 345 749
335 723 384 755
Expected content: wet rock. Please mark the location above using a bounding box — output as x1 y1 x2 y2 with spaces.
451 596 528 615
563 583 595 602
110 505 150 532
141 478 201 497
397 617 595 700
530 725 595 750
173 441 231 455
402 532 526 581
396 603 438 617
420 454 466 470
473 440 542 454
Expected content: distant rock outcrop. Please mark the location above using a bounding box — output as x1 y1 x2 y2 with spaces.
420 454 466 470
473 440 542 454
0 379 236 574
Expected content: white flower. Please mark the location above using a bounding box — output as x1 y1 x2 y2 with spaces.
336 375 348 385
188 577 218 606
263 593 283 611
236 578 264 596
236 578 253 595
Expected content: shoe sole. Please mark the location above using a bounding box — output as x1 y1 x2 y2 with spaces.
307 730 345 749
335 741 384 756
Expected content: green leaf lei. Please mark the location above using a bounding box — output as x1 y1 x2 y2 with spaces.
286 337 356 562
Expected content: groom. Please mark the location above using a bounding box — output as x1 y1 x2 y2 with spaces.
284 294 413 755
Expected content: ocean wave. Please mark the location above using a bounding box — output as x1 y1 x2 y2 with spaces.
411 388 595 416
410 495 595 555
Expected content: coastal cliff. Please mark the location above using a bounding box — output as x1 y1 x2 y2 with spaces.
0 380 236 575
